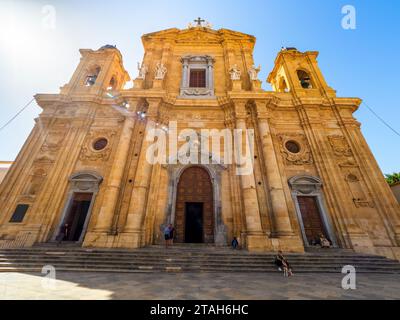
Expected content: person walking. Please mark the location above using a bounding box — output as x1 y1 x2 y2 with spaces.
56 223 69 245
231 237 239 249
168 224 175 247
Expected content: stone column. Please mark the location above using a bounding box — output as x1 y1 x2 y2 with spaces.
255 101 295 237
233 100 268 251
181 58 189 88
207 57 214 92
121 98 161 247
94 115 136 232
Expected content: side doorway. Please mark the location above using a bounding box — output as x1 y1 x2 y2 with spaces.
52 172 102 244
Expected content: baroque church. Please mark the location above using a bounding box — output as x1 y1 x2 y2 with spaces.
1 20 399 260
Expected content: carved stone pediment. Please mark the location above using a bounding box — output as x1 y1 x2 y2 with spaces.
288 175 322 195
33 155 55 164
176 30 220 43
338 159 357 167
69 171 103 193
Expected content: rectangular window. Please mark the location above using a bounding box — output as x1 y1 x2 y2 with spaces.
189 69 206 88
9 204 29 223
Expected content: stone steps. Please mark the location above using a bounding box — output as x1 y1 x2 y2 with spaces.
0 245 399 274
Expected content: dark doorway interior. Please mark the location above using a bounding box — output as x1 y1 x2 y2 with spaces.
185 202 203 243
60 193 92 242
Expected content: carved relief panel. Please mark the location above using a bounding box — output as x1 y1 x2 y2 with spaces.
20 160 52 202
330 135 374 208
79 129 117 161
277 133 313 165
328 135 353 157
40 130 66 153
342 168 374 208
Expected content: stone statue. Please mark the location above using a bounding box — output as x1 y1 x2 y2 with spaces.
229 64 241 80
204 21 213 29
187 22 194 29
137 62 148 79
154 62 167 80
248 64 261 80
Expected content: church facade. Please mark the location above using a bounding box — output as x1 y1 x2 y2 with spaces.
1 22 400 260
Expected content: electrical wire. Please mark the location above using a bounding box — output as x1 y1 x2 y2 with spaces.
362 101 400 138
0 97 35 133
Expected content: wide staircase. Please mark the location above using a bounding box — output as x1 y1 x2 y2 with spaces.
0 244 399 273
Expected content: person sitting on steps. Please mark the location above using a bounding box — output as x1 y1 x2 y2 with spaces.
274 250 293 277
319 234 331 248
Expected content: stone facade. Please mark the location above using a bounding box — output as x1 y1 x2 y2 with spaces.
0 24 399 260
391 182 400 204
0 162 12 184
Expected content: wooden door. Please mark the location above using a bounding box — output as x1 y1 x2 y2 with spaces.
175 166 214 243
297 196 326 244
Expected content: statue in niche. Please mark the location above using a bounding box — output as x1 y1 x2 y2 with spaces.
154 62 167 80
248 64 261 80
229 64 241 80
137 62 148 79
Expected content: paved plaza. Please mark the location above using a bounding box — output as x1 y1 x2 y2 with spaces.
0 271 399 300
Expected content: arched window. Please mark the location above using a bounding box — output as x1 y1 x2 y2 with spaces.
297 70 312 89
278 77 289 92
107 76 117 90
85 66 101 86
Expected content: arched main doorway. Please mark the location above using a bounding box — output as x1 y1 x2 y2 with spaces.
175 166 214 243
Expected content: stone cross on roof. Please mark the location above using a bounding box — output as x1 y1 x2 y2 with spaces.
194 17 205 26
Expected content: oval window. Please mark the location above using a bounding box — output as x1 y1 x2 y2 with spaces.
285 140 300 154
93 138 108 151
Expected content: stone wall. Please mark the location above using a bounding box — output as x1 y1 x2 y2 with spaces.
391 183 400 204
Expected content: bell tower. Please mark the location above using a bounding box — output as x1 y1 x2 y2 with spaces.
267 48 336 98
60 45 130 96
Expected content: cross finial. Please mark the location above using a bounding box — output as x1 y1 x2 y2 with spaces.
194 17 205 26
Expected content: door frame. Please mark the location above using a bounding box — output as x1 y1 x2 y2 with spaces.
289 175 338 248
164 162 228 246
51 171 102 244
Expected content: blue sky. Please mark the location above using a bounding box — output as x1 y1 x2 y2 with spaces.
0 0 399 174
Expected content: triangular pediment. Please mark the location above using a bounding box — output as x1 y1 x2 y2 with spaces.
141 27 255 46
176 28 221 43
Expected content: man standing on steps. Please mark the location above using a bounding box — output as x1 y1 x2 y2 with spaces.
164 225 171 248
168 224 175 247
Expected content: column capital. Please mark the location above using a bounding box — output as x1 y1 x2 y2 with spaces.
253 100 271 120
232 100 248 121
125 98 141 113
145 98 163 120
